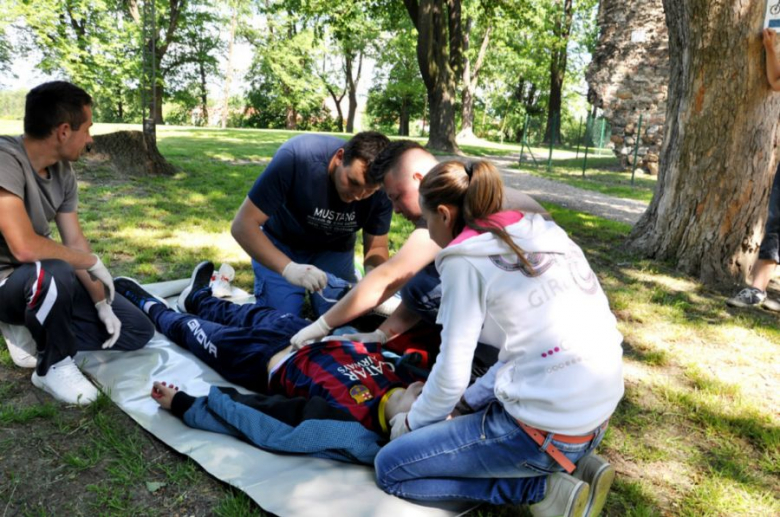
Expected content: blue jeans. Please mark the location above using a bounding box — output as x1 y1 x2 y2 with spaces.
400 262 442 325
758 163 780 264
374 402 606 505
253 232 356 317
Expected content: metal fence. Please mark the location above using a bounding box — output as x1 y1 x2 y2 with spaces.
518 112 646 186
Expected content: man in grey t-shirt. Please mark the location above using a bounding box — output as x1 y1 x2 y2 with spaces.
0 82 154 405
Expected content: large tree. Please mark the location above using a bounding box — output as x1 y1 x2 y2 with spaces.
628 1 780 285
403 0 462 153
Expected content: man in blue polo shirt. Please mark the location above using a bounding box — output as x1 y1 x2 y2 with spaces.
231 132 391 319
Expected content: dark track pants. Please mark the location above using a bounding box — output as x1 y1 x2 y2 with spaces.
0 259 154 375
149 290 309 393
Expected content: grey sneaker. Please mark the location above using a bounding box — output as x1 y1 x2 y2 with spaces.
529 472 589 517
573 454 615 517
726 287 765 308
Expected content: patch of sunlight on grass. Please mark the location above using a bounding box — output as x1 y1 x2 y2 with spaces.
684 365 742 398
678 475 780 516
163 230 247 261
655 380 778 452
643 273 699 293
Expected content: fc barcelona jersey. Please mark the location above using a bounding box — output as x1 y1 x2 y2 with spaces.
269 340 404 434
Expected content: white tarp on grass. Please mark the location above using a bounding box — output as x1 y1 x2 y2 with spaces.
75 279 471 517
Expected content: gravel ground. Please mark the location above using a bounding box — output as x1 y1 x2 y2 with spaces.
438 154 649 226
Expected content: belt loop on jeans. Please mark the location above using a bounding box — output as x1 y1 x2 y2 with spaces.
517 420 609 474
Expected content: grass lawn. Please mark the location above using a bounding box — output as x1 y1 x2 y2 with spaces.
0 123 777 516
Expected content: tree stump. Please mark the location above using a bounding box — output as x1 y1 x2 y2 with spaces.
88 131 176 176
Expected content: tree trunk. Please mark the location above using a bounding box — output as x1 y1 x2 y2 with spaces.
627 0 780 286
543 0 573 145
199 61 208 126
89 131 175 175
404 0 462 153
421 94 427 136
346 52 362 133
427 87 458 151
399 98 410 136
457 19 491 141
221 2 238 129
285 106 297 130
329 91 345 132
154 83 164 124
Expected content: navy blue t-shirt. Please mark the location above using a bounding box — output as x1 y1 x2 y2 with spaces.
248 135 393 252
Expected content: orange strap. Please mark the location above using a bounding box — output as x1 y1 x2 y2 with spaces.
517 421 601 474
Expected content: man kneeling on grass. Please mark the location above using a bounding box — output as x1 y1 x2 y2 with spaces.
114 261 423 464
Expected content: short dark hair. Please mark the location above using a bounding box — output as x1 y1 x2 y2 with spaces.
342 131 390 183
367 140 426 184
24 81 93 139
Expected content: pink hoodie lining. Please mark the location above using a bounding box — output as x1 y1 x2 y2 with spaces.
448 211 524 247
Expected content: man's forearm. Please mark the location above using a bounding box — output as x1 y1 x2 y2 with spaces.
321 264 410 328
16 233 96 269
62 233 106 303
76 269 106 303
363 250 388 270
232 224 291 274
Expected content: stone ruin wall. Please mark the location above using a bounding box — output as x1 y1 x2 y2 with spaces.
586 0 669 175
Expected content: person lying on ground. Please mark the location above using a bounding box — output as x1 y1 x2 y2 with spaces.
115 262 423 464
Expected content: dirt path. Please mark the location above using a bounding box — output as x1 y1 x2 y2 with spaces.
437 154 649 226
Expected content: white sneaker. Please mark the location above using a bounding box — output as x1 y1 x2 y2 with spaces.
31 356 99 405
0 321 38 368
210 263 235 298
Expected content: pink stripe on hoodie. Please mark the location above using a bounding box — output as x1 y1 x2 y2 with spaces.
449 211 524 247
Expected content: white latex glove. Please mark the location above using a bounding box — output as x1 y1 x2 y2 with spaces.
95 300 122 349
389 411 412 441
328 329 388 344
290 316 332 350
282 261 328 291
87 254 115 303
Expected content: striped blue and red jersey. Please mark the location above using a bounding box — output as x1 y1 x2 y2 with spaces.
269 340 404 434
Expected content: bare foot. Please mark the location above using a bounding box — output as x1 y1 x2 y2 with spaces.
151 381 179 410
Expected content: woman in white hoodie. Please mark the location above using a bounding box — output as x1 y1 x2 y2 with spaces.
374 160 624 517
